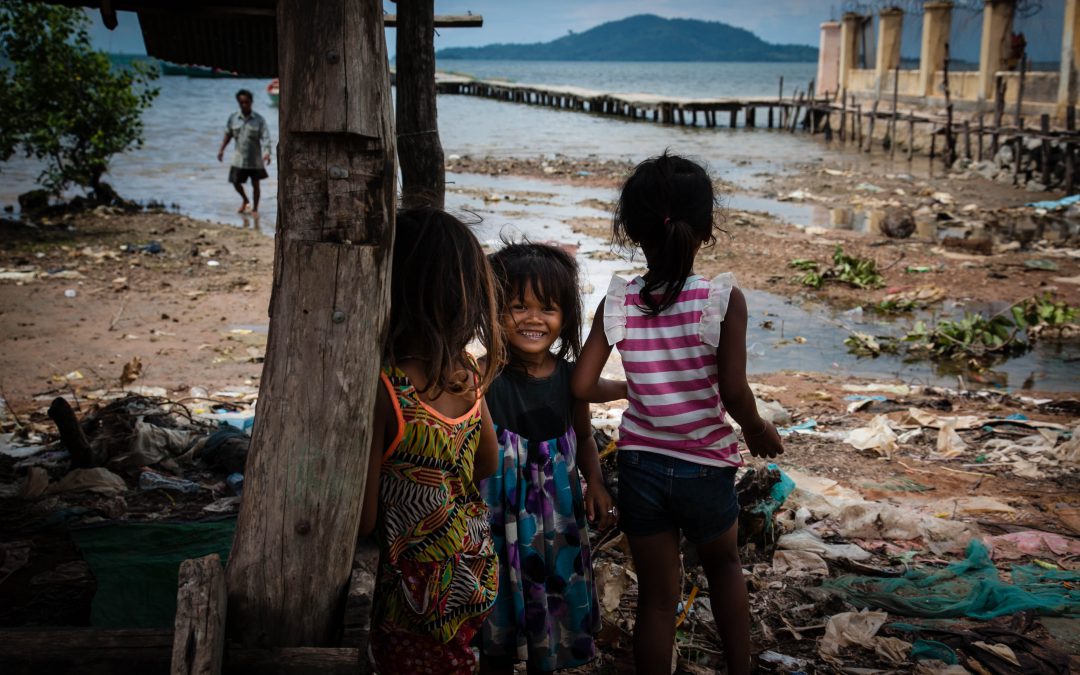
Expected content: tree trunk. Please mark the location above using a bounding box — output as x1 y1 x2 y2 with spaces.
396 0 444 209
225 0 396 648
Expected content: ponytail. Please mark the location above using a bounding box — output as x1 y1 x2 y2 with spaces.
613 152 718 316
637 217 697 315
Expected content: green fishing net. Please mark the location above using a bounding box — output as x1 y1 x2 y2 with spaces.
71 518 236 627
820 540 1080 619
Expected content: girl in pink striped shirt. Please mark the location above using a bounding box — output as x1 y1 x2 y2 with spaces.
572 153 783 675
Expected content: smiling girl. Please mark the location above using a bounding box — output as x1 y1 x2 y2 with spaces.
479 242 625 675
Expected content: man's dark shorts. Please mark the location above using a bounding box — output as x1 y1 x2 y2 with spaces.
229 167 269 184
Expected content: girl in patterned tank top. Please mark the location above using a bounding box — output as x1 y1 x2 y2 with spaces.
359 207 506 675
571 153 784 675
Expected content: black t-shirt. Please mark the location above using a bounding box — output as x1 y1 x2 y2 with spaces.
486 359 575 446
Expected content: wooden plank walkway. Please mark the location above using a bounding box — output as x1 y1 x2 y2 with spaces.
433 72 802 129
427 71 1080 193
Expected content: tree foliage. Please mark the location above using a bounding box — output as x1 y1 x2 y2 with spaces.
0 1 159 198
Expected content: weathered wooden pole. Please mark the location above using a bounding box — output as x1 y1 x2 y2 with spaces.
225 0 395 648
397 0 444 208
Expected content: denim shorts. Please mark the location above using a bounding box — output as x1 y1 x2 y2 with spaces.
617 450 739 545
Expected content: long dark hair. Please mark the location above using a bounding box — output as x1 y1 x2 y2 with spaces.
489 241 582 366
613 152 717 315
387 207 504 395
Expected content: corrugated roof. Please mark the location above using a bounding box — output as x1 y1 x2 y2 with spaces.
54 2 280 76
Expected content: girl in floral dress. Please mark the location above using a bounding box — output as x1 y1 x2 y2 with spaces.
479 242 624 674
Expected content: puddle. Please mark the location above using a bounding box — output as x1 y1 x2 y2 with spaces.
446 172 1080 392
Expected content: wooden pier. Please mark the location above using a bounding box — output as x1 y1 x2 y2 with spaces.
432 72 1080 194
434 73 804 130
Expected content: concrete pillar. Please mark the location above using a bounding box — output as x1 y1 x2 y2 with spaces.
1057 0 1080 121
817 21 841 97
875 8 904 98
920 2 954 97
839 13 864 91
977 0 1016 102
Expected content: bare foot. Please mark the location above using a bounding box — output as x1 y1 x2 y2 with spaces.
250 209 258 216
238 203 249 213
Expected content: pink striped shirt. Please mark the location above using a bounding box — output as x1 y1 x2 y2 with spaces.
604 273 743 467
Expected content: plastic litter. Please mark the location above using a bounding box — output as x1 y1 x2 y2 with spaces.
819 609 910 664
984 530 1080 560
45 467 127 496
772 549 829 577
845 414 898 458
198 407 255 432
934 420 968 459
910 639 958 664
1027 194 1080 210
777 528 872 561
756 398 792 425
226 472 244 496
138 470 202 494
779 419 817 436
820 540 1080 619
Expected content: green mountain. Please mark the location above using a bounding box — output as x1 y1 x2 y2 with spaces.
436 14 817 62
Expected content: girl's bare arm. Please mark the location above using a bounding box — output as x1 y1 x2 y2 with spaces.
473 397 499 481
572 299 628 403
359 385 390 536
716 288 783 459
574 398 615 529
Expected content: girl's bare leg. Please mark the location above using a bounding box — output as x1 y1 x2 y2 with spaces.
627 529 681 674
696 523 750 675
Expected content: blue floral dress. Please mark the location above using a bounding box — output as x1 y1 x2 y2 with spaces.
479 359 600 671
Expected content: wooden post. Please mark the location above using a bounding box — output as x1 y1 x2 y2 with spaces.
397 0 444 208
855 101 863 147
790 92 803 133
978 114 985 161
1041 114 1051 186
768 106 774 128
226 0 396 648
943 43 955 169
1067 107 1077 193
1014 118 1024 185
964 119 971 160
747 106 756 128
907 115 915 161
992 75 1005 157
1015 54 1027 127
839 89 847 141
866 100 879 152
890 66 899 159
730 108 738 128
171 555 226 675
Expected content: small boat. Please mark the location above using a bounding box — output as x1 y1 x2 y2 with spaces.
160 62 240 78
267 79 280 107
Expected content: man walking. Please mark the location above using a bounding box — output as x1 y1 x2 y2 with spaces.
217 89 272 214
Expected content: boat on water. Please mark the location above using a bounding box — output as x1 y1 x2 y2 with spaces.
267 79 280 107
160 62 241 78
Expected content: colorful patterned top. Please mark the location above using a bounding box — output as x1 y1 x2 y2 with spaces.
372 365 499 646
603 273 744 468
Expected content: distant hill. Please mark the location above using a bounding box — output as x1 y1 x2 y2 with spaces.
436 15 817 63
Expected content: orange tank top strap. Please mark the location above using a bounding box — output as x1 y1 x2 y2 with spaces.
378 357 483 461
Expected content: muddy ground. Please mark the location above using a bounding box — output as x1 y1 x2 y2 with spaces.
1 154 1079 673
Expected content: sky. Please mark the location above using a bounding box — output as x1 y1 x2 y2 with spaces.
86 1 1064 63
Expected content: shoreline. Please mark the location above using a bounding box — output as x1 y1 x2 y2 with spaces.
2 151 1079 407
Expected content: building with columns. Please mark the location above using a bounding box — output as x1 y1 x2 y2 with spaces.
817 1 1080 124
